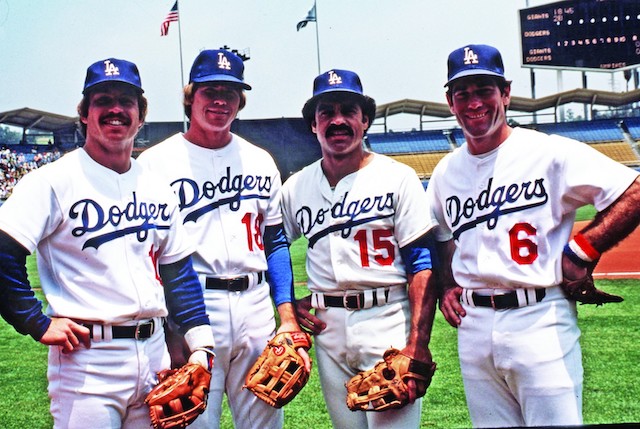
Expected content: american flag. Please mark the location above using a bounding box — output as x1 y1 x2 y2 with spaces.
160 1 179 36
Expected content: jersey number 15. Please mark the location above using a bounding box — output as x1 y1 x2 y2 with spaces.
353 228 395 267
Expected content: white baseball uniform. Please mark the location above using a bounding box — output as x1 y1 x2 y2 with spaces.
0 148 195 428
137 132 284 429
426 126 639 427
281 152 436 428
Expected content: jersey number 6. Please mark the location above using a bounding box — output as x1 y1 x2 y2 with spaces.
509 222 538 265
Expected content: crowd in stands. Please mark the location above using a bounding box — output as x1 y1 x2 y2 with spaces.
0 148 62 200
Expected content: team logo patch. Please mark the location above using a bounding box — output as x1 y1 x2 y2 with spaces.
328 70 342 86
217 52 232 70
463 47 479 65
103 60 120 76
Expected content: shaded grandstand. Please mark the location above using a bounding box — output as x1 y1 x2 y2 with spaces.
363 118 640 185
231 118 322 181
1 88 640 186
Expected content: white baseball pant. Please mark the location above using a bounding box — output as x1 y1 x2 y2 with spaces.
314 299 423 428
48 323 168 429
458 286 583 428
189 281 282 429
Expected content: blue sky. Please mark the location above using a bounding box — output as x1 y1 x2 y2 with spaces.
0 0 635 131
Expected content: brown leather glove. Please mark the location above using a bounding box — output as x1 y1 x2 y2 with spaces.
346 348 436 412
145 363 211 429
244 331 312 408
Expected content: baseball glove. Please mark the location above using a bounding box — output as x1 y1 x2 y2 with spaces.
145 363 212 429
345 347 436 412
561 262 624 306
244 331 312 408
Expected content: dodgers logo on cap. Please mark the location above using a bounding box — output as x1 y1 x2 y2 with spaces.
445 44 506 87
301 69 376 130
189 49 252 90
311 69 364 98
83 58 144 94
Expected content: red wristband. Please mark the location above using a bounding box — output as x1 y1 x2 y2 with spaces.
573 233 601 261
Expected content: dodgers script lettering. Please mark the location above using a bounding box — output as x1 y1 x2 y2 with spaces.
446 177 548 239
171 167 273 223
70 192 172 249
296 191 396 247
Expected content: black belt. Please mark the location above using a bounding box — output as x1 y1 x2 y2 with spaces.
322 290 390 310
205 272 264 292
468 288 546 309
83 320 156 340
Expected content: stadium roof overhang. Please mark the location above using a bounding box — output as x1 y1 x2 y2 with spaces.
375 88 640 131
0 107 78 133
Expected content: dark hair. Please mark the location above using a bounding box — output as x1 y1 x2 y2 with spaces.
182 82 247 120
302 93 377 133
76 84 148 137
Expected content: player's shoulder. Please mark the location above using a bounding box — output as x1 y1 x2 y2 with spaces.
7 149 88 196
137 133 183 160
130 159 182 198
25 149 82 178
282 159 322 190
232 133 277 160
365 153 425 184
513 126 572 146
370 152 413 172
428 143 464 182
513 126 591 157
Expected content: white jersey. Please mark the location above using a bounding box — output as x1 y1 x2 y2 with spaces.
427 126 639 289
137 133 282 276
0 148 194 322
281 153 436 294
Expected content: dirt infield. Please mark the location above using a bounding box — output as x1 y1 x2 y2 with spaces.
572 221 640 279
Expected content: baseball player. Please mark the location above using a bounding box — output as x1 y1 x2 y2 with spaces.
427 44 640 428
137 49 309 429
0 58 215 428
281 69 439 428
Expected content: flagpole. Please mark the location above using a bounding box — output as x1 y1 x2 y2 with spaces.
314 0 321 74
176 0 187 133
296 2 321 74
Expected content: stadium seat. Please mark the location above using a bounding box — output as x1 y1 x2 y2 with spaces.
589 142 640 166
366 130 451 154
388 152 449 179
624 117 640 141
534 119 624 143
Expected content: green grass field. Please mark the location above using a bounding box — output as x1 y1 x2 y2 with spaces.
1 204 637 428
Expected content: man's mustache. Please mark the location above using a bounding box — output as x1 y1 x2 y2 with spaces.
101 114 131 125
325 124 353 137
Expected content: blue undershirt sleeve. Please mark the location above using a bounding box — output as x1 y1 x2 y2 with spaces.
159 256 210 334
0 230 51 341
263 223 295 307
399 233 437 275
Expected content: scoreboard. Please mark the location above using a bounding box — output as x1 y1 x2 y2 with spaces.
519 0 640 71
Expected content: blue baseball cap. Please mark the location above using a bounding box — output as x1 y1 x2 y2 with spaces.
83 58 144 94
445 44 506 87
302 69 376 129
189 49 251 90
309 69 365 99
